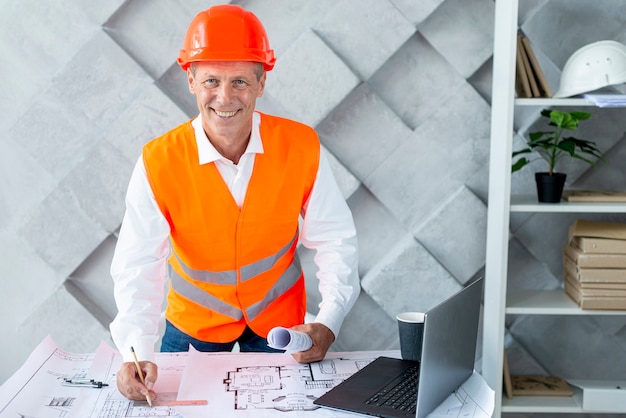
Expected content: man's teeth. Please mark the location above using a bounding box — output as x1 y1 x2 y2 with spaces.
215 110 237 117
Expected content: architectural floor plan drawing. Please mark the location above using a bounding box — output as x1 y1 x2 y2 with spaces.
70 344 189 418
0 335 190 418
0 335 96 418
223 357 374 412
176 348 389 418
81 393 183 418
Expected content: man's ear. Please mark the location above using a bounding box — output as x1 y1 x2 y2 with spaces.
257 72 266 98
187 69 195 94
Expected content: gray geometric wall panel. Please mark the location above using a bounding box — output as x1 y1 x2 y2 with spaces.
2 2 626 406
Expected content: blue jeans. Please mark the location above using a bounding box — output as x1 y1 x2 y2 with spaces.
160 320 284 353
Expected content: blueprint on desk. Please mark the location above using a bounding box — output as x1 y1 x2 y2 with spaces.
176 347 382 418
0 336 493 418
0 335 189 418
0 335 97 418
175 348 494 418
0 336 372 418
70 341 189 418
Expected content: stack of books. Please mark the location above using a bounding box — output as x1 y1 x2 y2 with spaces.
515 32 553 98
563 219 626 309
562 190 626 202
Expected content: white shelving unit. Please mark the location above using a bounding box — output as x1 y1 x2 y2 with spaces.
510 195 626 213
482 0 626 416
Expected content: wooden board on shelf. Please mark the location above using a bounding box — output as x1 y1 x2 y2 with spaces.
503 349 513 399
563 190 626 203
517 34 540 97
510 375 573 397
520 34 553 98
515 35 532 98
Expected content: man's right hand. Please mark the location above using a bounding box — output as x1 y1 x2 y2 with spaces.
116 361 158 401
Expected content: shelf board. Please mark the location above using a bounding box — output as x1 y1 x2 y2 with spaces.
502 393 582 413
515 98 594 106
502 385 626 414
506 289 626 315
510 195 626 212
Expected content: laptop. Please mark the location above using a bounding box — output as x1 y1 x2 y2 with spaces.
314 276 483 418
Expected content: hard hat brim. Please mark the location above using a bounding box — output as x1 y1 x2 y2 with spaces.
178 48 276 72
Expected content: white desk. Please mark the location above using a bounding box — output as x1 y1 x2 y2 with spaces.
0 336 493 418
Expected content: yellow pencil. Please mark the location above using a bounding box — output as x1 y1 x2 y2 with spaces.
130 346 153 406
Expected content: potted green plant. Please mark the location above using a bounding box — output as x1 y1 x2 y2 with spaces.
511 109 604 203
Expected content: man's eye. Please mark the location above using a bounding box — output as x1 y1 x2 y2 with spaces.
202 79 217 86
234 80 247 87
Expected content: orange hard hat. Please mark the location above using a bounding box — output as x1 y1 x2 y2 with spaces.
177 4 276 71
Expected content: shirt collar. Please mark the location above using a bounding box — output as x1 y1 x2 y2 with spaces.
192 111 264 165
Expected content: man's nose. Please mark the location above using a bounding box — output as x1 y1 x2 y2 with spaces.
215 84 234 102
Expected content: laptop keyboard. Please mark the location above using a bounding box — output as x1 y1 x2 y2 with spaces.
364 364 420 413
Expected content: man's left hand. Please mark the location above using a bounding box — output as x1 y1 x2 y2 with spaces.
289 322 335 363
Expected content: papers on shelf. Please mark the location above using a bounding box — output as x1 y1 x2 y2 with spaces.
583 94 626 107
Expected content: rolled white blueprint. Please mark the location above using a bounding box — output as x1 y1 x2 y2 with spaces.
267 327 313 353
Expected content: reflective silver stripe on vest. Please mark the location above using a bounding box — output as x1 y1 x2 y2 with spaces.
173 233 297 284
245 253 302 321
173 251 236 285
168 264 243 321
240 233 297 282
168 232 300 320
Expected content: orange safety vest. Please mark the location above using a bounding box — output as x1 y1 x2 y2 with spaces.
142 112 320 343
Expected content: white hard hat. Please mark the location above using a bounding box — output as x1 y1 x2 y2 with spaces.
553 40 626 98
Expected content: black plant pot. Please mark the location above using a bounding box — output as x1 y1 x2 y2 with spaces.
535 172 566 203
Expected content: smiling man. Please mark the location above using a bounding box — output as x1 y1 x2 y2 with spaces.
109 4 360 403
187 61 265 164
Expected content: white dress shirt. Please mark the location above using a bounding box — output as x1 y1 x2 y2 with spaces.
110 112 360 363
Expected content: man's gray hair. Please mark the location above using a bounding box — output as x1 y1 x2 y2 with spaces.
189 62 265 81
